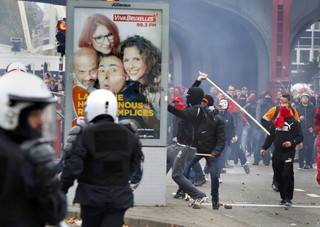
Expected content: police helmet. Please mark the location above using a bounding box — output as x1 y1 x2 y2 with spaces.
0 71 56 140
85 89 118 122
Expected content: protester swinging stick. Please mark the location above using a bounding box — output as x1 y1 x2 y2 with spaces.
195 71 270 157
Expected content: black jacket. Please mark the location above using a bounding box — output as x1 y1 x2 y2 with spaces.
0 129 66 227
262 116 303 154
219 110 235 145
168 104 203 147
197 107 226 156
296 103 316 133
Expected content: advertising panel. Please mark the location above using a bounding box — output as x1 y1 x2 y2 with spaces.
65 1 169 146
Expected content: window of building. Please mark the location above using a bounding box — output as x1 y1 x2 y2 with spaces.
314 38 320 47
299 38 311 46
300 50 310 63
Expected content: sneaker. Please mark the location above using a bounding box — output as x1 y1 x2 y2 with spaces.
212 197 220 210
285 200 293 206
252 162 259 166
185 193 191 201
191 196 209 209
225 162 233 168
194 179 206 187
218 178 222 183
243 163 250 174
308 164 314 170
220 169 226 174
272 183 279 192
303 164 310 170
173 189 185 199
279 199 286 205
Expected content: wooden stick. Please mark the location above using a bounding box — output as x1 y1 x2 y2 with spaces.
199 71 270 136
195 153 212 156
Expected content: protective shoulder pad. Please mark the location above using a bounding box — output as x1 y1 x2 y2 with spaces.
69 123 87 135
119 119 137 134
21 140 55 164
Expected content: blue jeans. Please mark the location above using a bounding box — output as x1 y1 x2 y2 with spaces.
184 155 219 200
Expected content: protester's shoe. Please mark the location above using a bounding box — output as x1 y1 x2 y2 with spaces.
234 159 239 165
212 197 220 210
308 164 314 170
173 189 185 199
194 179 207 187
303 164 310 170
252 161 259 166
285 200 293 206
279 199 286 205
225 162 233 168
218 178 222 183
220 169 226 174
191 196 209 209
272 183 279 192
243 163 250 174
185 193 191 201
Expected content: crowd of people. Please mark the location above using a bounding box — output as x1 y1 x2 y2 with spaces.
167 72 320 209
2 58 320 225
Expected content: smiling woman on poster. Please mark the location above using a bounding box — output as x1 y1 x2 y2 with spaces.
78 14 120 57
118 35 162 120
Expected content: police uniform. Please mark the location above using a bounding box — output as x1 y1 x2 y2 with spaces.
61 116 143 227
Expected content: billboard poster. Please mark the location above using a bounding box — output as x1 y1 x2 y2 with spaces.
66 1 169 146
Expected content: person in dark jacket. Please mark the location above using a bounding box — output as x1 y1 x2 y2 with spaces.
254 90 276 165
260 99 303 207
167 86 209 209
0 71 66 227
61 89 144 227
296 93 316 169
183 93 226 210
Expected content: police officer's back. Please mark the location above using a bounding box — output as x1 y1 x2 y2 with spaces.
61 89 144 227
0 72 66 226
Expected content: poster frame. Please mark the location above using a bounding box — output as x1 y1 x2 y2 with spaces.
65 0 169 147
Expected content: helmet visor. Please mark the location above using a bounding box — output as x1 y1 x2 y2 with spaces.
41 103 57 141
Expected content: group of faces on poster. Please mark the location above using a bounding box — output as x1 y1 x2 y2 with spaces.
73 14 161 138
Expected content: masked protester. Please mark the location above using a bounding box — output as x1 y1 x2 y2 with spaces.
61 89 144 227
260 94 303 206
0 71 67 226
167 87 210 209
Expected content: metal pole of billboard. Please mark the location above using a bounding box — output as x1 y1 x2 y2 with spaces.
55 54 64 157
199 71 270 136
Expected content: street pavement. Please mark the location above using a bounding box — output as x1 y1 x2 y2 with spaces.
66 155 320 227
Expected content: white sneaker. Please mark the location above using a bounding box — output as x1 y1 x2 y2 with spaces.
243 162 250 174
184 193 191 201
205 174 210 181
191 196 209 209
218 177 222 183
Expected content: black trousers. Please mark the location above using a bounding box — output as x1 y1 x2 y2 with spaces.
81 205 126 227
272 151 295 201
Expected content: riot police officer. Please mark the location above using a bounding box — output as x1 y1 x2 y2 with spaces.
0 71 67 226
61 89 144 227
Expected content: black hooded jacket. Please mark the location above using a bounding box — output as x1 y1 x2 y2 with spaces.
168 87 204 147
